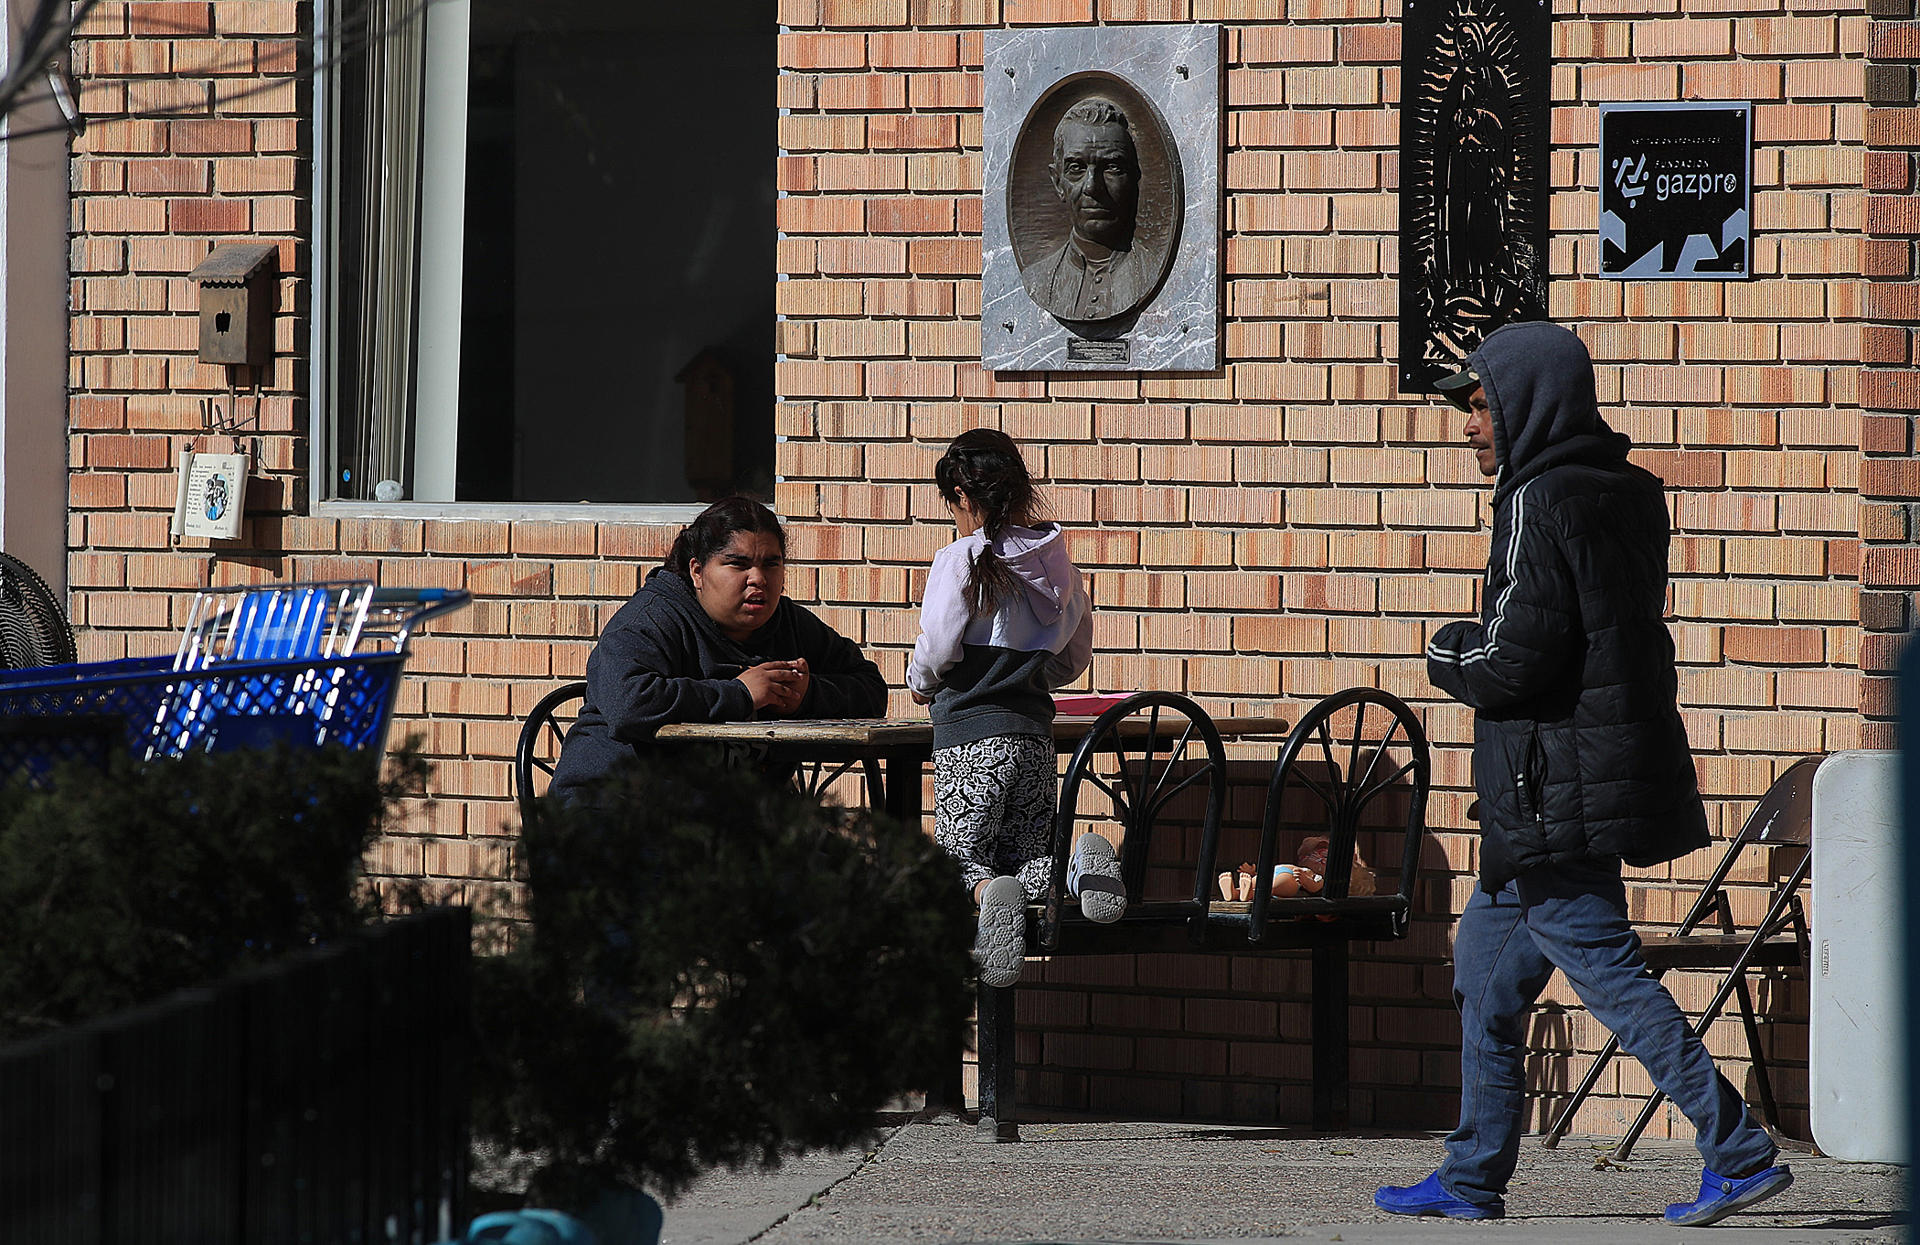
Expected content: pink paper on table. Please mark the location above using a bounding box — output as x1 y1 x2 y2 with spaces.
1052 693 1136 715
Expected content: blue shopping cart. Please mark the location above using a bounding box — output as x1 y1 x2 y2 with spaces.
0 583 469 783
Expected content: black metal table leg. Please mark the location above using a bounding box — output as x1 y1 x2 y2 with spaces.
882 746 925 824
879 744 967 1121
976 982 1019 1142
1312 942 1350 1130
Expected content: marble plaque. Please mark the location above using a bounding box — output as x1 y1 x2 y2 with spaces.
983 25 1221 373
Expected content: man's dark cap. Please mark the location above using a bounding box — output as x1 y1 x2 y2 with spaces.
1434 366 1481 412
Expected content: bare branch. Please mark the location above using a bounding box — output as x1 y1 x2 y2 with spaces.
0 0 438 145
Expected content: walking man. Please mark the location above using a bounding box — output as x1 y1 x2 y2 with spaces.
1376 321 1793 1226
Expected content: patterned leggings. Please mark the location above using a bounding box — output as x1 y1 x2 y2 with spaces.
933 733 1056 902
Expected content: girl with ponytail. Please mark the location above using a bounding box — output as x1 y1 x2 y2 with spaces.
906 429 1115 988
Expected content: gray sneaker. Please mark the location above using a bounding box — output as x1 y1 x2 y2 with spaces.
973 876 1026 988
1068 834 1127 924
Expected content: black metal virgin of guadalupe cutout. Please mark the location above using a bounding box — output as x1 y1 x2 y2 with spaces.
1399 0 1550 393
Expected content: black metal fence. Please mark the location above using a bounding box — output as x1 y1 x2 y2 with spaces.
0 907 470 1244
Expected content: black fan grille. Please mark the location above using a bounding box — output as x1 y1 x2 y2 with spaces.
0 553 76 669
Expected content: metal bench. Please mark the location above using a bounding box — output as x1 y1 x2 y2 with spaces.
974 688 1432 1141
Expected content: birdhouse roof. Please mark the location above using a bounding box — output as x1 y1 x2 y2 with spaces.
190 242 278 285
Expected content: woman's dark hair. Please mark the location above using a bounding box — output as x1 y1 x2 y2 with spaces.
665 497 785 578
933 428 1043 615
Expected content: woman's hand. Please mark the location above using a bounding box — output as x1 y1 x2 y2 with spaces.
738 659 809 714
782 658 811 711
910 690 932 706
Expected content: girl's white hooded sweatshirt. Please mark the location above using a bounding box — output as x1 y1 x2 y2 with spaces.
906 522 1093 750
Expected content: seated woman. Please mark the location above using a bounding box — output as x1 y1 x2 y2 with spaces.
548 497 889 805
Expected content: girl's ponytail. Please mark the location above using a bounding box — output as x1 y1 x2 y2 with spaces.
934 429 1041 616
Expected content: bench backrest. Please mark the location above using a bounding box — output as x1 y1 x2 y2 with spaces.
1250 687 1430 941
1042 692 1228 946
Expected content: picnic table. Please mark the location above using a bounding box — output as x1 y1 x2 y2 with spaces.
582 690 1431 1139
652 711 1292 822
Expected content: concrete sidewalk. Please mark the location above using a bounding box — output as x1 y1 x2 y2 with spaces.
656 1118 1906 1245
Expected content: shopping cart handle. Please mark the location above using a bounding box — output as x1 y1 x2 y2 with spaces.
371 587 468 605
370 586 473 637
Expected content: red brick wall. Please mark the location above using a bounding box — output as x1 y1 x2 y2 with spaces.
66 0 1873 1138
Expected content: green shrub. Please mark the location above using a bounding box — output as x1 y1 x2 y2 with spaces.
473 751 974 1200
0 741 427 1042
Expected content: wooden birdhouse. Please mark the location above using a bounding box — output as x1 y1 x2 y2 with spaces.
189 242 278 367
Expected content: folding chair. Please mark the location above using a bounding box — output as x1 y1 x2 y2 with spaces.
1542 755 1820 1159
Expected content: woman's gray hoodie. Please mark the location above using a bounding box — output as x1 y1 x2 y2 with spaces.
906 522 1094 750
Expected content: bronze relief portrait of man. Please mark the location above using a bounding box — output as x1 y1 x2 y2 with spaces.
1008 79 1182 328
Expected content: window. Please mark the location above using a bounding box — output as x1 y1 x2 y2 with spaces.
316 0 776 505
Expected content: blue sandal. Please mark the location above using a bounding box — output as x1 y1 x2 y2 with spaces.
1665 1164 1793 1226
1374 1172 1503 1220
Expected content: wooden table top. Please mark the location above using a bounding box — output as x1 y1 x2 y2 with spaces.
655 714 1292 747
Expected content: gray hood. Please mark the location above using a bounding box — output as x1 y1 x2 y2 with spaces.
1466 321 1632 505
998 523 1078 624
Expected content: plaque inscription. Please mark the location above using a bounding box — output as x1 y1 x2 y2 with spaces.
1065 338 1131 365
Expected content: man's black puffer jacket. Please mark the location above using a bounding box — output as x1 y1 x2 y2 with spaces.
1426 322 1709 892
